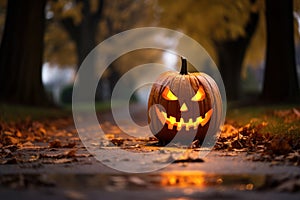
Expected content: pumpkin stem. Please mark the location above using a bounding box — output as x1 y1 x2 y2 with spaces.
180 57 188 75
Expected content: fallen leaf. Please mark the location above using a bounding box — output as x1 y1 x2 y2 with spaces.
6 136 19 145
22 141 34 146
49 140 62 148
74 153 91 157
173 157 204 163
292 108 300 118
267 137 292 155
41 149 77 159
43 158 75 164
222 152 238 157
4 131 13 136
0 157 18 164
39 127 47 134
16 131 22 137
231 140 244 149
276 178 300 192
62 141 76 148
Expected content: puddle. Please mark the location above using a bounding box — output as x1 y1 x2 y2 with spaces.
0 171 266 192
159 171 265 191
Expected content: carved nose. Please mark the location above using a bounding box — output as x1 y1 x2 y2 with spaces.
180 103 188 112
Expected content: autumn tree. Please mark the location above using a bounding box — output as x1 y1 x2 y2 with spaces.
0 0 49 105
45 0 157 68
0 0 6 40
262 0 299 102
46 0 103 68
212 0 259 101
45 0 158 100
157 0 261 101
96 0 158 99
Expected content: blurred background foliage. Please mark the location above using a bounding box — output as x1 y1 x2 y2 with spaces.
0 0 299 105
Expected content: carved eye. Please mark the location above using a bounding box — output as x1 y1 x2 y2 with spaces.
162 86 178 101
191 86 206 101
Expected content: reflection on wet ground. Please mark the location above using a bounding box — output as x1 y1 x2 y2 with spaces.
0 171 266 192
2 172 300 200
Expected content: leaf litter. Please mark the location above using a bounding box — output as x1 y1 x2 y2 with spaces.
0 107 299 167
215 107 300 166
0 108 300 193
0 117 88 165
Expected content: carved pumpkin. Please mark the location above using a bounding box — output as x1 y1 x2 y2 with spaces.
148 57 222 146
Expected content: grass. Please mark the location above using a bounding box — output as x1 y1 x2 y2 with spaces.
63 101 112 112
0 101 113 122
1 102 299 140
226 103 300 138
0 104 71 122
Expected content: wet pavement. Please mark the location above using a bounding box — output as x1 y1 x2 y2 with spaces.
1 104 300 199
1 150 300 200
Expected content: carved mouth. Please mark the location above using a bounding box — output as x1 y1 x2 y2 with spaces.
155 107 213 131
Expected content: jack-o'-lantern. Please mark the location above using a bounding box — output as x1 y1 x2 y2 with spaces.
148 57 222 146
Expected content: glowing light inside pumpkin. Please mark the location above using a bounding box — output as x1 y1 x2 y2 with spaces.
180 103 188 112
162 86 178 101
191 86 206 101
155 107 213 131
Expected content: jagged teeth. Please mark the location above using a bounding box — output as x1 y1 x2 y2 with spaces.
157 109 213 131
162 112 167 119
162 112 205 131
168 123 174 130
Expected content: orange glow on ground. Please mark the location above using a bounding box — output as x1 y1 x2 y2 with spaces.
160 171 206 188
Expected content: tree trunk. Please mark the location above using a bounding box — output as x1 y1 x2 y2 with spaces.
214 11 259 101
214 40 247 101
61 0 103 69
75 19 97 69
61 0 105 101
262 0 299 102
0 0 49 105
